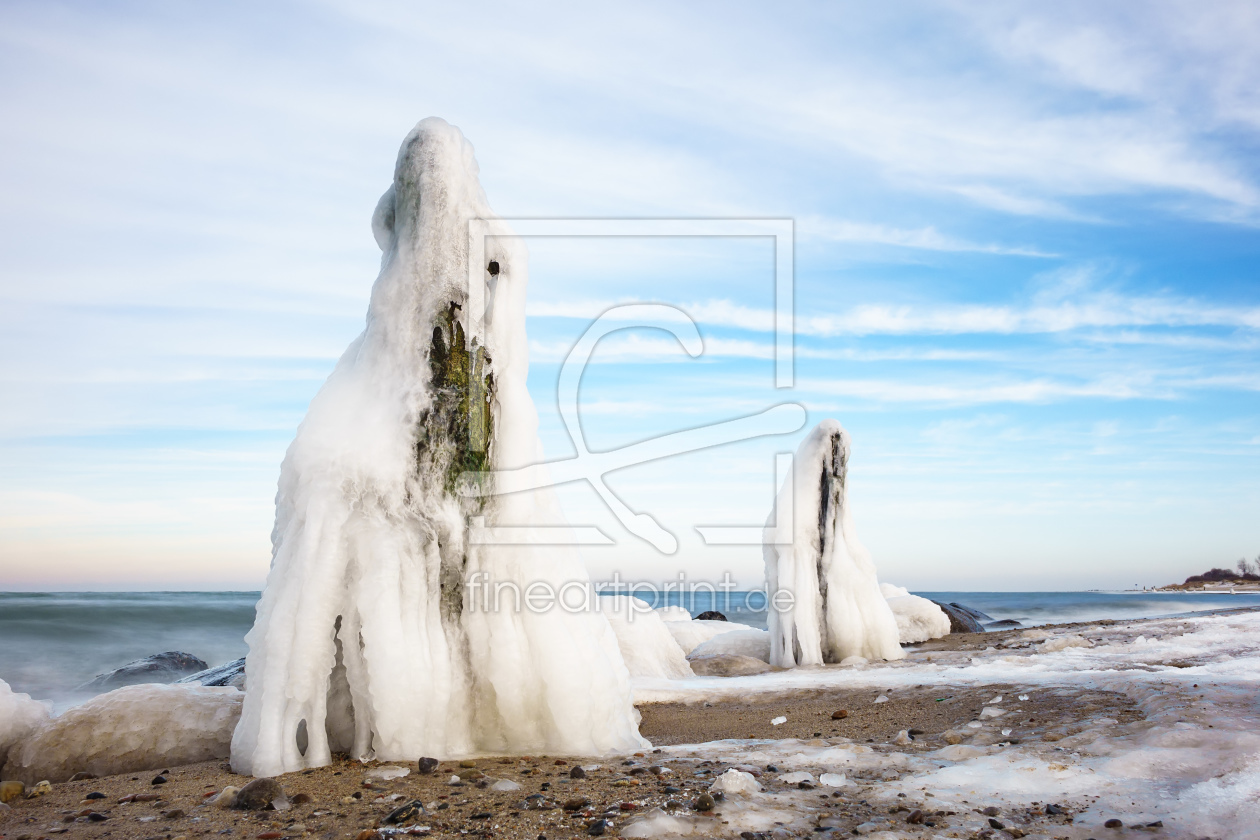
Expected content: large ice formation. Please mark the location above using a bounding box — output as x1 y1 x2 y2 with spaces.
2 684 240 785
600 596 695 679
231 118 644 777
880 583 951 644
764 420 905 666
0 679 49 771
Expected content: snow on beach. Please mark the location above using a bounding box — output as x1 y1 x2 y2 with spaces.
626 609 1260 839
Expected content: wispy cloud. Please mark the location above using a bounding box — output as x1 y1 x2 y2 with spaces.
800 216 1056 256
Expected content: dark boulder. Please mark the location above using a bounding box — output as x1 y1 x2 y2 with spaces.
79 652 209 690
176 657 246 688
695 611 727 621
985 619 1022 628
930 602 986 634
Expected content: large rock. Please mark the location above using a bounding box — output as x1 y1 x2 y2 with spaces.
688 655 772 677
79 652 209 691
176 657 246 689
2 683 242 784
931 602 987 634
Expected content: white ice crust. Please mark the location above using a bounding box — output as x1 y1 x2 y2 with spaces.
600 596 694 680
662 618 745 656
0 679 50 771
764 420 904 666
688 628 771 663
2 684 240 785
230 118 644 777
879 582 951 644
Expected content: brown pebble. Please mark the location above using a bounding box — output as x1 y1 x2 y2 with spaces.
831 710 849 720
906 809 924 824
458 760 477 768
291 792 312 805
355 831 377 840
258 833 284 840
983 806 1000 816
988 817 1005 829
563 797 590 811
569 766 586 779
1104 818 1124 828
554 759 567 766
695 793 715 812
163 809 185 819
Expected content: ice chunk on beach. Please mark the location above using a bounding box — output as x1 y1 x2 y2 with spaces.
764 421 905 666
880 583 951 643
710 768 761 795
1042 634 1093 652
230 118 644 777
687 628 771 662
2 684 241 784
662 619 744 655
0 679 50 770
601 595 694 679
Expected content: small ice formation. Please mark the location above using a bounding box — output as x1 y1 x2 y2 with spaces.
231 118 643 777
764 420 904 666
0 679 49 771
3 684 240 785
687 627 771 662
880 583 951 643
600 596 695 680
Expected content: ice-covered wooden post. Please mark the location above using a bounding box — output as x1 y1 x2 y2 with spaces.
231 118 644 777
764 420 905 666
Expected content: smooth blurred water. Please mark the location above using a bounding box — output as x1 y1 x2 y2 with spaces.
4 588 1259 704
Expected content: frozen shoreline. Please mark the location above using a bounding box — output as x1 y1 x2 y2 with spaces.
4 608 1260 839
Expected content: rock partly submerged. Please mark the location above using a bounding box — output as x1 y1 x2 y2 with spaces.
177 657 246 689
78 652 209 691
931 602 990 634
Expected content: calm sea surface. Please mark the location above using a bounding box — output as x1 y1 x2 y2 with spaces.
3 589 1258 704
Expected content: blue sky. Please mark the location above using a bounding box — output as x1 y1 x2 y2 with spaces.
1 0 1257 590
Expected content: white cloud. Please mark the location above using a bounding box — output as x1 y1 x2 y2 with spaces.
800 216 1056 256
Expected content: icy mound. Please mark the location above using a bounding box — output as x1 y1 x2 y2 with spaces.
601 596 694 680
662 619 744 655
764 421 905 666
0 679 50 771
2 684 241 785
654 606 694 622
231 118 643 777
688 628 771 663
880 583 950 644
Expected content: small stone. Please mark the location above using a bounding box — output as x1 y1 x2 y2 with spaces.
831 710 849 720
459 760 477 768
28 780 52 798
86 812 108 822
563 797 590 811
663 786 680 794
417 757 440 775
290 792 312 805
164 809 186 819
908 728 925 735
469 811 492 819
988 817 1005 829
383 800 425 825
355 831 377 840
1146 821 1163 828
695 793 715 812
554 759 567 765
648 765 663 775
257 833 284 840
1104 818 1124 828
798 781 814 790
85 791 106 800
982 806 1000 816
893 730 913 746
68 772 96 782
458 770 485 781
0 781 24 803
619 802 637 811
570 766 586 779
1046 803 1067 815
232 777 285 811
905 809 924 824
586 819 609 836
943 730 964 745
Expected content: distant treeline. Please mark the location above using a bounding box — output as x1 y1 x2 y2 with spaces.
1173 556 1260 586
